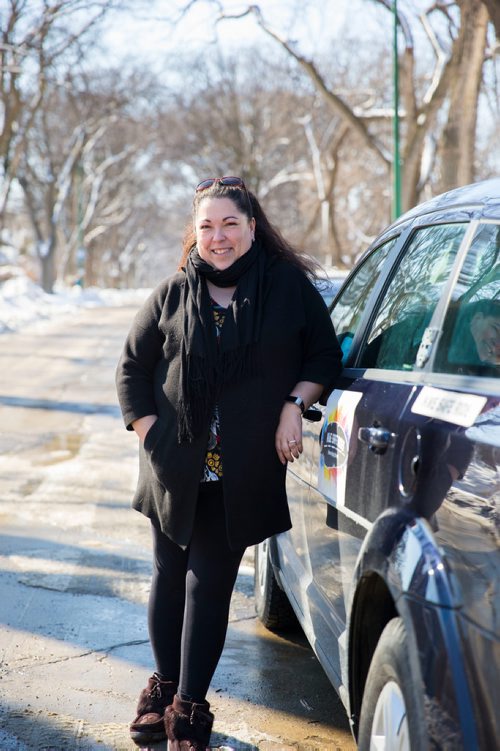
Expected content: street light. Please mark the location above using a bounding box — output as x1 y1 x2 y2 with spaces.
76 163 86 287
393 0 402 220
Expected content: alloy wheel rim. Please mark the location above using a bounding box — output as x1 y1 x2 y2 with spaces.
370 680 409 751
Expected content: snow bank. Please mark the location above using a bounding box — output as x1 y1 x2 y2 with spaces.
0 273 151 334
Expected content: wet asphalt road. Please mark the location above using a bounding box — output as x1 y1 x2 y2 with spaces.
0 305 356 750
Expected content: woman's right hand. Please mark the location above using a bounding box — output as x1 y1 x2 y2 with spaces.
132 415 158 442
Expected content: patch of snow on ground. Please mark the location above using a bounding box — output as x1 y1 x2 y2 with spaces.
0 274 151 334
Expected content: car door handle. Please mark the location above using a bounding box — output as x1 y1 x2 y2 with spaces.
358 426 397 454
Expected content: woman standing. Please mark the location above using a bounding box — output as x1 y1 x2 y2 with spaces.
116 176 343 750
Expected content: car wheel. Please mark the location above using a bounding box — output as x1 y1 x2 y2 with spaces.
254 539 297 631
358 617 427 751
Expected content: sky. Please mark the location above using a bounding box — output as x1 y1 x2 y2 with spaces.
99 0 355 68
97 0 486 78
99 0 495 159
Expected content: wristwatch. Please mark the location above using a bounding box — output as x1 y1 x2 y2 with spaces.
284 395 305 414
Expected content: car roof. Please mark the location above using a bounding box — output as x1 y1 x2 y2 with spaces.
392 178 500 227
364 178 500 254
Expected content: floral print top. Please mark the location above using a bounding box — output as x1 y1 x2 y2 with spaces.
201 300 226 482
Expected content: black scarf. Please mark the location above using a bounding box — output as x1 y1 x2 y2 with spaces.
178 240 268 443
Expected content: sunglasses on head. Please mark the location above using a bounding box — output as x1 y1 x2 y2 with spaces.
195 176 253 215
196 176 246 191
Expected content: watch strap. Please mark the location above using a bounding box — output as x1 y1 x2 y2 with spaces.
285 395 305 413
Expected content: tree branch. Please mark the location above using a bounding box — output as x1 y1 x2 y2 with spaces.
221 5 391 166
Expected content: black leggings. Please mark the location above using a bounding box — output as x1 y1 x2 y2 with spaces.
148 482 245 703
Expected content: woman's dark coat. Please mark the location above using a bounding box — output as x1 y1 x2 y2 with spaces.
116 259 343 550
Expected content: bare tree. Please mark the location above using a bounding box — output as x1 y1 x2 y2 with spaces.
152 44 384 266
297 112 349 265
68 67 180 288
5 0 497 290
0 0 118 225
17 65 143 291
202 2 496 212
155 50 318 229
18 113 86 292
439 0 492 189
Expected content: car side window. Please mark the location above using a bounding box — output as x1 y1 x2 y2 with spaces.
433 223 500 377
330 238 397 362
358 223 467 371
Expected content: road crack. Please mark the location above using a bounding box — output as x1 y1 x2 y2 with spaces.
1 638 149 672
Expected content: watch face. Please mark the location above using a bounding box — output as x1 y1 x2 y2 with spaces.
286 395 304 412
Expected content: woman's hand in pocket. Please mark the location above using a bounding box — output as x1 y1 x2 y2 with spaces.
132 415 158 443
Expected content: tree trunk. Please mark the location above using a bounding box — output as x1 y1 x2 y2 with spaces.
439 0 489 191
401 128 427 211
19 175 56 293
41 247 56 294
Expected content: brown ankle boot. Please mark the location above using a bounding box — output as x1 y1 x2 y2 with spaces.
164 694 214 751
130 672 177 746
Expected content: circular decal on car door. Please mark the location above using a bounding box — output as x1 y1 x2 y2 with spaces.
321 421 348 468
318 390 363 507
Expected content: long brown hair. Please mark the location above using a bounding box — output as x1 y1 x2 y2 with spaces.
178 182 318 276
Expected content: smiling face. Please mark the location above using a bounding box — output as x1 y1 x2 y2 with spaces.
195 196 255 271
470 312 500 365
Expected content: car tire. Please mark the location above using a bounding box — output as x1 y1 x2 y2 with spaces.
254 538 297 631
358 617 427 751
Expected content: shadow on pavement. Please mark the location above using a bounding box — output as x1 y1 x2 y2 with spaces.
0 534 149 574
0 394 120 416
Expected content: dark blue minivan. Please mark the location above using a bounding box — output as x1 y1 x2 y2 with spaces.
255 179 500 750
